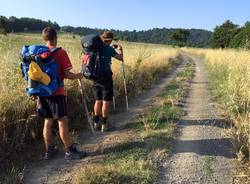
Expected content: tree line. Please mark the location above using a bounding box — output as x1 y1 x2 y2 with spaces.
3 16 249 48
210 20 250 49
61 26 211 48
0 15 211 48
0 16 60 34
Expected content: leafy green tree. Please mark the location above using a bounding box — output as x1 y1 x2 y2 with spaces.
170 29 190 47
210 20 238 48
0 16 7 34
230 22 250 48
230 28 244 48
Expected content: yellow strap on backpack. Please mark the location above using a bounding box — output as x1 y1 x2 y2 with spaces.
28 62 51 85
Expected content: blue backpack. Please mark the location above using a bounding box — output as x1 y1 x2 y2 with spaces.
20 45 63 97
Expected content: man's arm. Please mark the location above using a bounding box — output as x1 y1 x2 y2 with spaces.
57 49 82 80
64 69 83 80
113 45 124 61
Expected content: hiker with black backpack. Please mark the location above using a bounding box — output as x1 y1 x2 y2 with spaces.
20 27 87 160
81 31 123 132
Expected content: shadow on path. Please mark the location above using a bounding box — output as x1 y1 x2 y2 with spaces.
178 119 233 129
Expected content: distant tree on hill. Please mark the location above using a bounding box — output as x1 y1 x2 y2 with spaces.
210 20 238 48
230 21 250 49
0 16 8 35
170 29 190 47
2 16 60 33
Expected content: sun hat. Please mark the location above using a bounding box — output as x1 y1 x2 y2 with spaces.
101 31 114 41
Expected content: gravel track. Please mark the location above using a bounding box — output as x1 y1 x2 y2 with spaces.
158 56 236 184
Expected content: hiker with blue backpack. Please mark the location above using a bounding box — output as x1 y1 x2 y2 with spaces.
81 31 124 132
20 27 87 160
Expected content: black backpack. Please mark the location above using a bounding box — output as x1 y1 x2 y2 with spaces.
81 34 105 81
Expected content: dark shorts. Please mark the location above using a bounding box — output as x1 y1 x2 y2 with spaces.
93 73 113 101
37 95 67 119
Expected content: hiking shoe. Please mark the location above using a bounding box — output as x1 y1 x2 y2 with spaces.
43 145 58 160
101 117 110 132
101 123 109 132
94 122 101 131
65 144 87 160
101 123 116 132
92 115 101 131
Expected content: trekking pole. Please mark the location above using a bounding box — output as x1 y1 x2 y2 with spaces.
112 96 116 111
78 79 105 153
121 60 129 111
81 80 91 103
78 79 96 136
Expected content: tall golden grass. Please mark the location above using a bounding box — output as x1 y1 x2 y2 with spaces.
0 33 180 159
184 48 250 161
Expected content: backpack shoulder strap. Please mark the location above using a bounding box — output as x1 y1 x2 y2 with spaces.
50 47 61 55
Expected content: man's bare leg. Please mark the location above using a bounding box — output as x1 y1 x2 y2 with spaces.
93 100 103 130
101 101 110 131
43 118 54 150
102 101 109 118
58 116 71 149
94 100 103 116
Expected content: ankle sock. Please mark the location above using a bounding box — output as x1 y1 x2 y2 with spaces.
47 145 55 152
102 117 108 124
67 144 75 152
93 115 100 123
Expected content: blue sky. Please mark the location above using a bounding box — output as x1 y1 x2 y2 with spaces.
0 0 249 31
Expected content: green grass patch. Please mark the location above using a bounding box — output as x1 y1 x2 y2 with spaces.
203 156 215 176
159 80 181 98
74 142 157 184
177 67 195 79
125 104 181 131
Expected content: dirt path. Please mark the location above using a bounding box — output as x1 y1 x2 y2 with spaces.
158 56 236 184
23 57 187 184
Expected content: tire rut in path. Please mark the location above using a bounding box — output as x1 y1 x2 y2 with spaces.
23 57 187 184
158 56 236 184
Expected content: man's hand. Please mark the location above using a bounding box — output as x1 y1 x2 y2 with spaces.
113 44 123 53
30 95 37 101
117 45 123 52
76 73 84 80
114 44 123 61
64 70 83 80
117 44 122 49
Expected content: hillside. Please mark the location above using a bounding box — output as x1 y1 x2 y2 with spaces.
0 16 211 47
62 26 212 48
